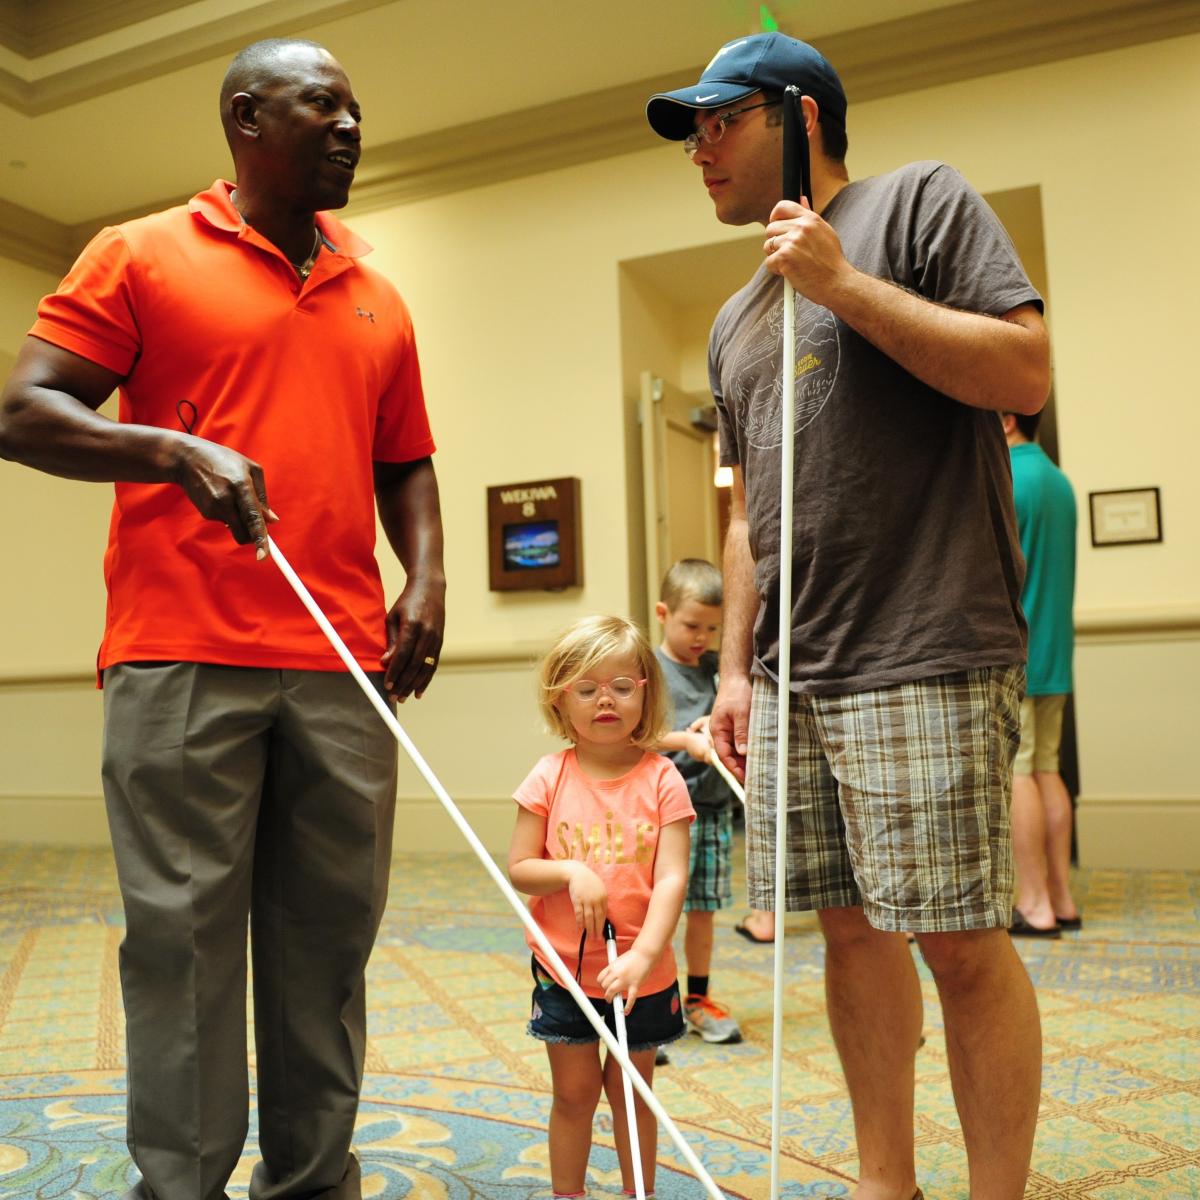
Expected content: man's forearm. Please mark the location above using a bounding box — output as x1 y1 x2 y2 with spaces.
2 350 275 551
719 510 757 681
826 272 1049 414
0 340 182 482
374 456 445 697
0 387 184 481
375 457 446 584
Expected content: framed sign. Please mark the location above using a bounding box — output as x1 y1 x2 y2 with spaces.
487 476 582 591
1088 487 1162 547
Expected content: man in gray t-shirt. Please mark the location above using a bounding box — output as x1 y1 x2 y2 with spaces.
646 32 1051 1200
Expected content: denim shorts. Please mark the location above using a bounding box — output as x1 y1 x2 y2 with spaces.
526 956 685 1051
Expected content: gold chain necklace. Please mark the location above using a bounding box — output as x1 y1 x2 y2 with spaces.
293 227 322 281
227 191 321 281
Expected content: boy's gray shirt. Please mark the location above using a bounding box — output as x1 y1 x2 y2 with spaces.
656 648 730 812
710 161 1039 695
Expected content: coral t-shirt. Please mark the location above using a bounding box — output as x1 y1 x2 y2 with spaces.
514 749 694 998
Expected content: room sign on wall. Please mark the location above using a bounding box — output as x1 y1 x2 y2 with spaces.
1088 487 1163 547
487 476 582 591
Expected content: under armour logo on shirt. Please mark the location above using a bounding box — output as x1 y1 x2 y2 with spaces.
355 307 375 323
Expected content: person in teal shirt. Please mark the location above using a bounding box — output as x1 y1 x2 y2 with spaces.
1004 410 1080 936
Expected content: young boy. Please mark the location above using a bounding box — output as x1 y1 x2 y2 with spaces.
655 559 743 1047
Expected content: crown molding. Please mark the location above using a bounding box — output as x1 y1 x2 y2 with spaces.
812 0 1200 102
3 0 1195 116
0 195 77 274
0 0 187 59
3 0 1197 276
0 0 395 113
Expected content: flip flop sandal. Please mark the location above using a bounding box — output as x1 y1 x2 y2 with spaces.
734 920 774 945
1009 910 1062 938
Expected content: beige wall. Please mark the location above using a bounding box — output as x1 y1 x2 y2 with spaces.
0 257 113 678
2 34 1197 863
0 259 59 333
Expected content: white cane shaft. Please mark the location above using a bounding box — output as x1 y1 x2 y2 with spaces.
266 537 725 1200
606 938 646 1200
707 749 746 805
770 280 797 1200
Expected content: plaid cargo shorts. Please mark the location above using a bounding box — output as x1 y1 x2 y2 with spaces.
684 805 735 912
744 665 1023 933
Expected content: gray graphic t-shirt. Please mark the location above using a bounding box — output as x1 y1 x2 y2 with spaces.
710 161 1039 694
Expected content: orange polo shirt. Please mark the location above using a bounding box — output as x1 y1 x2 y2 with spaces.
31 180 435 678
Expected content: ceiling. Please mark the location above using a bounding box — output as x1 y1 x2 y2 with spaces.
1 0 1196 273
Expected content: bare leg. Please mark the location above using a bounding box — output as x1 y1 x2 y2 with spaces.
684 910 715 979
1036 770 1078 921
545 1042 604 1195
603 1047 658 1194
1010 772 1056 928
917 929 1041 1200
819 906 922 1200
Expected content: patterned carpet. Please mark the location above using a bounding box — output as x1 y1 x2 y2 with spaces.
0 843 1197 1198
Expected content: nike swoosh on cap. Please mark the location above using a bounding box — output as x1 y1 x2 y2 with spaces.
695 93 720 102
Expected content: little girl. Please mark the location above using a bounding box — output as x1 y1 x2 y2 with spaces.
508 615 694 1199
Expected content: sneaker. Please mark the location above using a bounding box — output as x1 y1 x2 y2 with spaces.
683 994 743 1044
654 1045 670 1066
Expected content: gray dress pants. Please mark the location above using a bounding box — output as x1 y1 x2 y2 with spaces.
101 663 398 1200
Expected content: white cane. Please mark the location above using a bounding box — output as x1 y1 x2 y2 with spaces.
604 918 646 1200
706 749 745 806
266 536 726 1200
768 84 808 1200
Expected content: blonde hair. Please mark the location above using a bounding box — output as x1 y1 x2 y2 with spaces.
538 615 667 749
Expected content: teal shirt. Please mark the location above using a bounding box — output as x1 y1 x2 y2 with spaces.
1009 442 1076 694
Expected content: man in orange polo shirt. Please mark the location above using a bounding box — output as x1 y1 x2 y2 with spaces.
0 38 443 1200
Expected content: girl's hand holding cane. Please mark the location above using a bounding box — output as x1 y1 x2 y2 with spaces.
598 945 653 1012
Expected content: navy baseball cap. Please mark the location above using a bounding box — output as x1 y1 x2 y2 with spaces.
646 32 847 141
